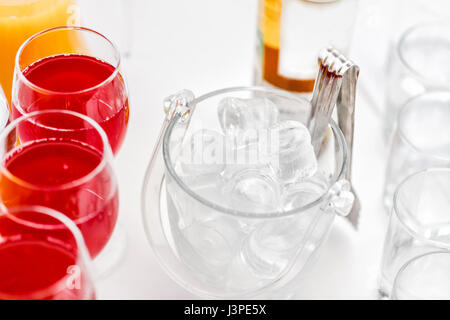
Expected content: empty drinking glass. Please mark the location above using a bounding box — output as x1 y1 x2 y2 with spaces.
71 0 133 58
383 91 450 211
380 168 450 298
392 251 450 300
384 22 450 141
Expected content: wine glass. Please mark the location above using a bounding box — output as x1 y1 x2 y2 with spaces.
0 205 95 300
12 26 129 155
0 110 121 268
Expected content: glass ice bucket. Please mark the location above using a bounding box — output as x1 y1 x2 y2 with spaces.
142 87 354 299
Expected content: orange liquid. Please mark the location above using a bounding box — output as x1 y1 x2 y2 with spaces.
263 45 315 93
259 0 315 93
0 0 77 105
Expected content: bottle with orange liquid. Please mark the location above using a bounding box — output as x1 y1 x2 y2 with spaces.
254 0 358 95
0 0 77 105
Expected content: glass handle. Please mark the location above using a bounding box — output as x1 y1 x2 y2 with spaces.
142 90 224 298
323 179 355 217
141 89 195 223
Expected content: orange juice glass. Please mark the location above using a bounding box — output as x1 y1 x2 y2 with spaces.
0 0 76 105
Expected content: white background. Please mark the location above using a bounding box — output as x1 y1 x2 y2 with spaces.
74 0 450 299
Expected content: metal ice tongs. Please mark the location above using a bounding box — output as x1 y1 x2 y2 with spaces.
308 47 360 228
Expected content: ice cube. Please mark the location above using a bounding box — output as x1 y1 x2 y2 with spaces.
239 217 302 279
221 128 277 181
224 252 273 291
173 129 228 205
223 167 281 213
181 217 242 265
218 97 279 139
269 120 317 183
239 201 321 279
166 172 224 231
176 129 225 179
281 173 329 211
170 215 244 280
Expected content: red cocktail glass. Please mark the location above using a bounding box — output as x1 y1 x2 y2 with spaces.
0 110 118 259
0 205 95 300
12 26 129 155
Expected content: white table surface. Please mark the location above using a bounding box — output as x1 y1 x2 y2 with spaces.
89 0 413 299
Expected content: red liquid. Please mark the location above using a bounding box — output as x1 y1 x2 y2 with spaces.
0 240 91 300
13 54 129 154
0 140 119 257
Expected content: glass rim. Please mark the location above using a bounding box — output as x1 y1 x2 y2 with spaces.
163 86 348 219
393 167 450 249
397 21 450 84
14 26 121 98
396 90 450 162
0 85 8 129
0 204 92 300
1 0 41 6
392 250 450 300
0 109 112 191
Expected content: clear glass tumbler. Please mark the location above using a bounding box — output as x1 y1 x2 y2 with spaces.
71 0 133 58
380 168 450 298
384 22 450 141
383 91 450 211
392 251 450 300
142 87 354 299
